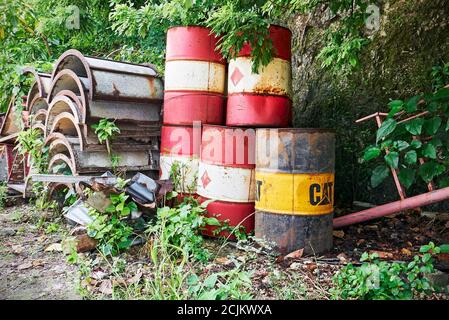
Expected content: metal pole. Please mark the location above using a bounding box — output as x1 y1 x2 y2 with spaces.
333 186 449 228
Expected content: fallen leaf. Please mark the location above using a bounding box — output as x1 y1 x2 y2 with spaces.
401 248 412 256
98 280 113 295
407 241 413 247
275 255 284 263
17 262 32 270
356 239 365 246
91 270 108 280
333 230 345 239
337 253 348 263
285 248 304 260
45 243 62 252
369 250 393 259
32 259 44 267
305 263 317 272
127 272 142 284
37 235 47 242
215 257 231 265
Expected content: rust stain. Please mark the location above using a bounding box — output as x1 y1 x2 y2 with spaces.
112 83 121 97
147 78 156 98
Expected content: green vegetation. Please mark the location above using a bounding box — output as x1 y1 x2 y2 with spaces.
1 0 376 112
146 196 220 263
331 242 448 300
0 182 7 208
15 127 48 173
363 61 449 189
87 192 137 256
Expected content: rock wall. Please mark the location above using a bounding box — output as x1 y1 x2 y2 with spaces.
285 0 449 207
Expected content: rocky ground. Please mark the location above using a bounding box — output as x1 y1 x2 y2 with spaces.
1 201 448 300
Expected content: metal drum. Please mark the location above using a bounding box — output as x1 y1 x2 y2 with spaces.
199 196 255 239
227 25 292 127
164 26 226 125
160 125 201 194
255 128 335 255
197 125 256 237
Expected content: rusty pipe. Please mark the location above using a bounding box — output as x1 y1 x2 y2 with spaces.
333 186 449 228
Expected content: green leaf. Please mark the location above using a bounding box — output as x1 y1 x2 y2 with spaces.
398 168 415 189
423 117 441 135
404 150 417 165
363 146 381 161
384 152 399 169
410 140 422 149
440 244 449 253
422 143 436 159
418 161 445 183
394 140 409 151
433 87 449 101
371 165 390 188
438 176 449 188
376 119 397 143
387 100 403 117
405 118 424 135
404 95 421 113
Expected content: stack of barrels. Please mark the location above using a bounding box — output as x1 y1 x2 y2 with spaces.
160 27 226 195
161 25 335 253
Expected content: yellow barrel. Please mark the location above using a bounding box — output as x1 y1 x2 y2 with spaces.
255 128 335 254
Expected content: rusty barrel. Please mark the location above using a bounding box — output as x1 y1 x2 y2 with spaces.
159 124 201 194
197 125 256 237
164 26 226 125
255 128 335 255
227 25 292 127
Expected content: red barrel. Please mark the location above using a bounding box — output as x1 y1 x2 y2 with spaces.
199 196 255 239
197 125 256 238
160 124 201 194
164 27 226 125
226 25 292 127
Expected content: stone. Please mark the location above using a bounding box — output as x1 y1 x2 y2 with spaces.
0 228 16 237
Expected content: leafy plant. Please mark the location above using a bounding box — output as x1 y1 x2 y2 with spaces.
169 160 198 195
15 128 48 173
363 62 449 189
331 243 444 300
187 258 253 300
45 222 60 234
87 192 137 256
0 182 7 209
146 197 220 262
92 119 120 155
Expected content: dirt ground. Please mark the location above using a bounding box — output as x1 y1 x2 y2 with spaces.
0 203 81 300
1 202 448 300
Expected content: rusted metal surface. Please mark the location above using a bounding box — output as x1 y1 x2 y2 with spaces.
197 125 256 202
52 49 163 103
255 128 335 255
199 196 255 239
256 212 333 254
164 26 226 125
226 25 292 127
22 68 52 111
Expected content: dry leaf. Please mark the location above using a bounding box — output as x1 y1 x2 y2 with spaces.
215 257 231 265
401 248 412 256
127 272 142 284
45 243 62 252
275 255 284 263
337 253 348 263
356 239 365 246
12 244 24 254
333 230 345 239
285 248 304 260
98 280 113 295
32 259 44 267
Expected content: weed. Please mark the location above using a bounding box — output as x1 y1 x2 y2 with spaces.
0 182 7 208
331 242 444 300
146 197 220 262
87 192 137 256
45 222 60 234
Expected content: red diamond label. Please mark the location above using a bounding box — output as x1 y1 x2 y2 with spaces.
230 67 244 86
201 171 211 188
